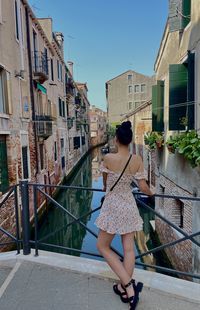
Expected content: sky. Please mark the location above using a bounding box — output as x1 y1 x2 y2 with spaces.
29 0 168 111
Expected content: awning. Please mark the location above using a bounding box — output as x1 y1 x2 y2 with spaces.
37 83 47 94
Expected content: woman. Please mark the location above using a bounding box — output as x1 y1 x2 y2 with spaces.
95 121 153 310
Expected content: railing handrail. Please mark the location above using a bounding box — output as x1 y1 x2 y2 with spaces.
1 180 200 280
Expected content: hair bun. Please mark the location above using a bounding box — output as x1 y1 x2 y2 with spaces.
121 121 131 130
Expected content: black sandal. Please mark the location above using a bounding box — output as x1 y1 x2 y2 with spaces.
113 279 143 304
124 279 139 310
113 283 129 303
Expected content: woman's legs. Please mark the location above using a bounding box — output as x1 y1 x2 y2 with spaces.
121 232 135 278
97 229 134 297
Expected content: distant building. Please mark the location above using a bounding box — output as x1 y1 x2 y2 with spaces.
106 70 155 126
89 106 107 146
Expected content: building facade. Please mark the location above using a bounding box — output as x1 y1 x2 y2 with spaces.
0 0 90 248
89 105 107 146
153 0 200 278
106 70 155 126
123 101 156 189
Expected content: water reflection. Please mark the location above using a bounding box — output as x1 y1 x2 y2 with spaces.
37 148 167 271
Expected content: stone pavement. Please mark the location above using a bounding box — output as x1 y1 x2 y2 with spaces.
0 251 200 310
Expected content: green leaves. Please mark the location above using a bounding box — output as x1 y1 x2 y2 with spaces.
167 131 200 168
144 132 163 150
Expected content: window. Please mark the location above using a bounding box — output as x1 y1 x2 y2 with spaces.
0 68 11 114
0 135 9 193
152 80 164 132
15 0 19 40
128 102 132 110
169 53 194 130
50 58 54 81
141 84 146 92
22 146 29 179
128 86 132 94
33 30 38 70
60 63 63 82
128 74 132 81
20 7 23 44
57 60 61 80
0 69 6 113
0 0 2 24
134 85 140 93
174 200 184 228
169 0 191 32
39 143 44 170
54 141 57 161
58 98 65 117
135 102 140 108
60 138 65 168
44 47 48 75
73 137 80 149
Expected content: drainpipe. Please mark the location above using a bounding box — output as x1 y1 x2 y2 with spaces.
25 6 39 174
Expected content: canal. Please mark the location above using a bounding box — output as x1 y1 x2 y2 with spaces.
37 147 172 274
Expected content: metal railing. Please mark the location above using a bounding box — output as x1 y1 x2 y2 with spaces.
1 181 200 280
0 185 21 253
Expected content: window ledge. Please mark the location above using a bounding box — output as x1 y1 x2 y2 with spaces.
0 113 10 119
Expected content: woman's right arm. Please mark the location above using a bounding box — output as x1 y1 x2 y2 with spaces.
137 179 153 196
135 156 153 196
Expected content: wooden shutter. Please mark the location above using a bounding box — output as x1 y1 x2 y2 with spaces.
0 136 9 193
152 81 164 132
187 52 195 130
182 0 191 29
169 0 182 32
22 146 29 179
169 64 188 130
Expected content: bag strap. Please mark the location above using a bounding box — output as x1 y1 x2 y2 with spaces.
110 154 132 192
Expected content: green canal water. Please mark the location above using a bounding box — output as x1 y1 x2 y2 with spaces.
37 148 172 273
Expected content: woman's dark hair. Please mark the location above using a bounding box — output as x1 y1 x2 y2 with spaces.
115 121 133 145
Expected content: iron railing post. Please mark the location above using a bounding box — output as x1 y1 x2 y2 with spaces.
20 180 31 255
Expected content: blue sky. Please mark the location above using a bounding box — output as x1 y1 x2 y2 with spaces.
29 0 168 111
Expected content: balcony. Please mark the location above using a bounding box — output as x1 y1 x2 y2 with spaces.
66 78 75 97
33 51 49 84
35 115 53 139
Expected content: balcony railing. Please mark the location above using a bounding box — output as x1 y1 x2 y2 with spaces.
35 116 53 139
33 51 49 84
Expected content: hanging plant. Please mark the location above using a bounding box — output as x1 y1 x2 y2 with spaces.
165 131 200 168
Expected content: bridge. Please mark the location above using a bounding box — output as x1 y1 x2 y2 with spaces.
0 181 200 309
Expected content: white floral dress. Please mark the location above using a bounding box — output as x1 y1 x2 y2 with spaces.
95 163 146 235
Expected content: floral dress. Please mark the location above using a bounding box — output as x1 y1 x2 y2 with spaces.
95 162 146 235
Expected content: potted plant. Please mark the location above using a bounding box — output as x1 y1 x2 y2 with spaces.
144 132 164 150
177 131 200 168
166 136 179 153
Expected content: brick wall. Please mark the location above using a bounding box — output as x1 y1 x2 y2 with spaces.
155 174 193 275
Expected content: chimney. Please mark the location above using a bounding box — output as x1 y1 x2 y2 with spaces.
54 32 64 55
67 61 74 77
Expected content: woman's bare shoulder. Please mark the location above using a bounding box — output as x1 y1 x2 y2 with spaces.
104 153 116 163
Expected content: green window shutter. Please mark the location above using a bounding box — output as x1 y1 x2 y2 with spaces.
169 64 188 130
187 52 195 130
169 0 182 32
0 136 9 193
152 81 164 132
182 0 191 29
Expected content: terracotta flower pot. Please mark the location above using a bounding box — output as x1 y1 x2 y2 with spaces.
167 144 175 153
156 140 163 148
